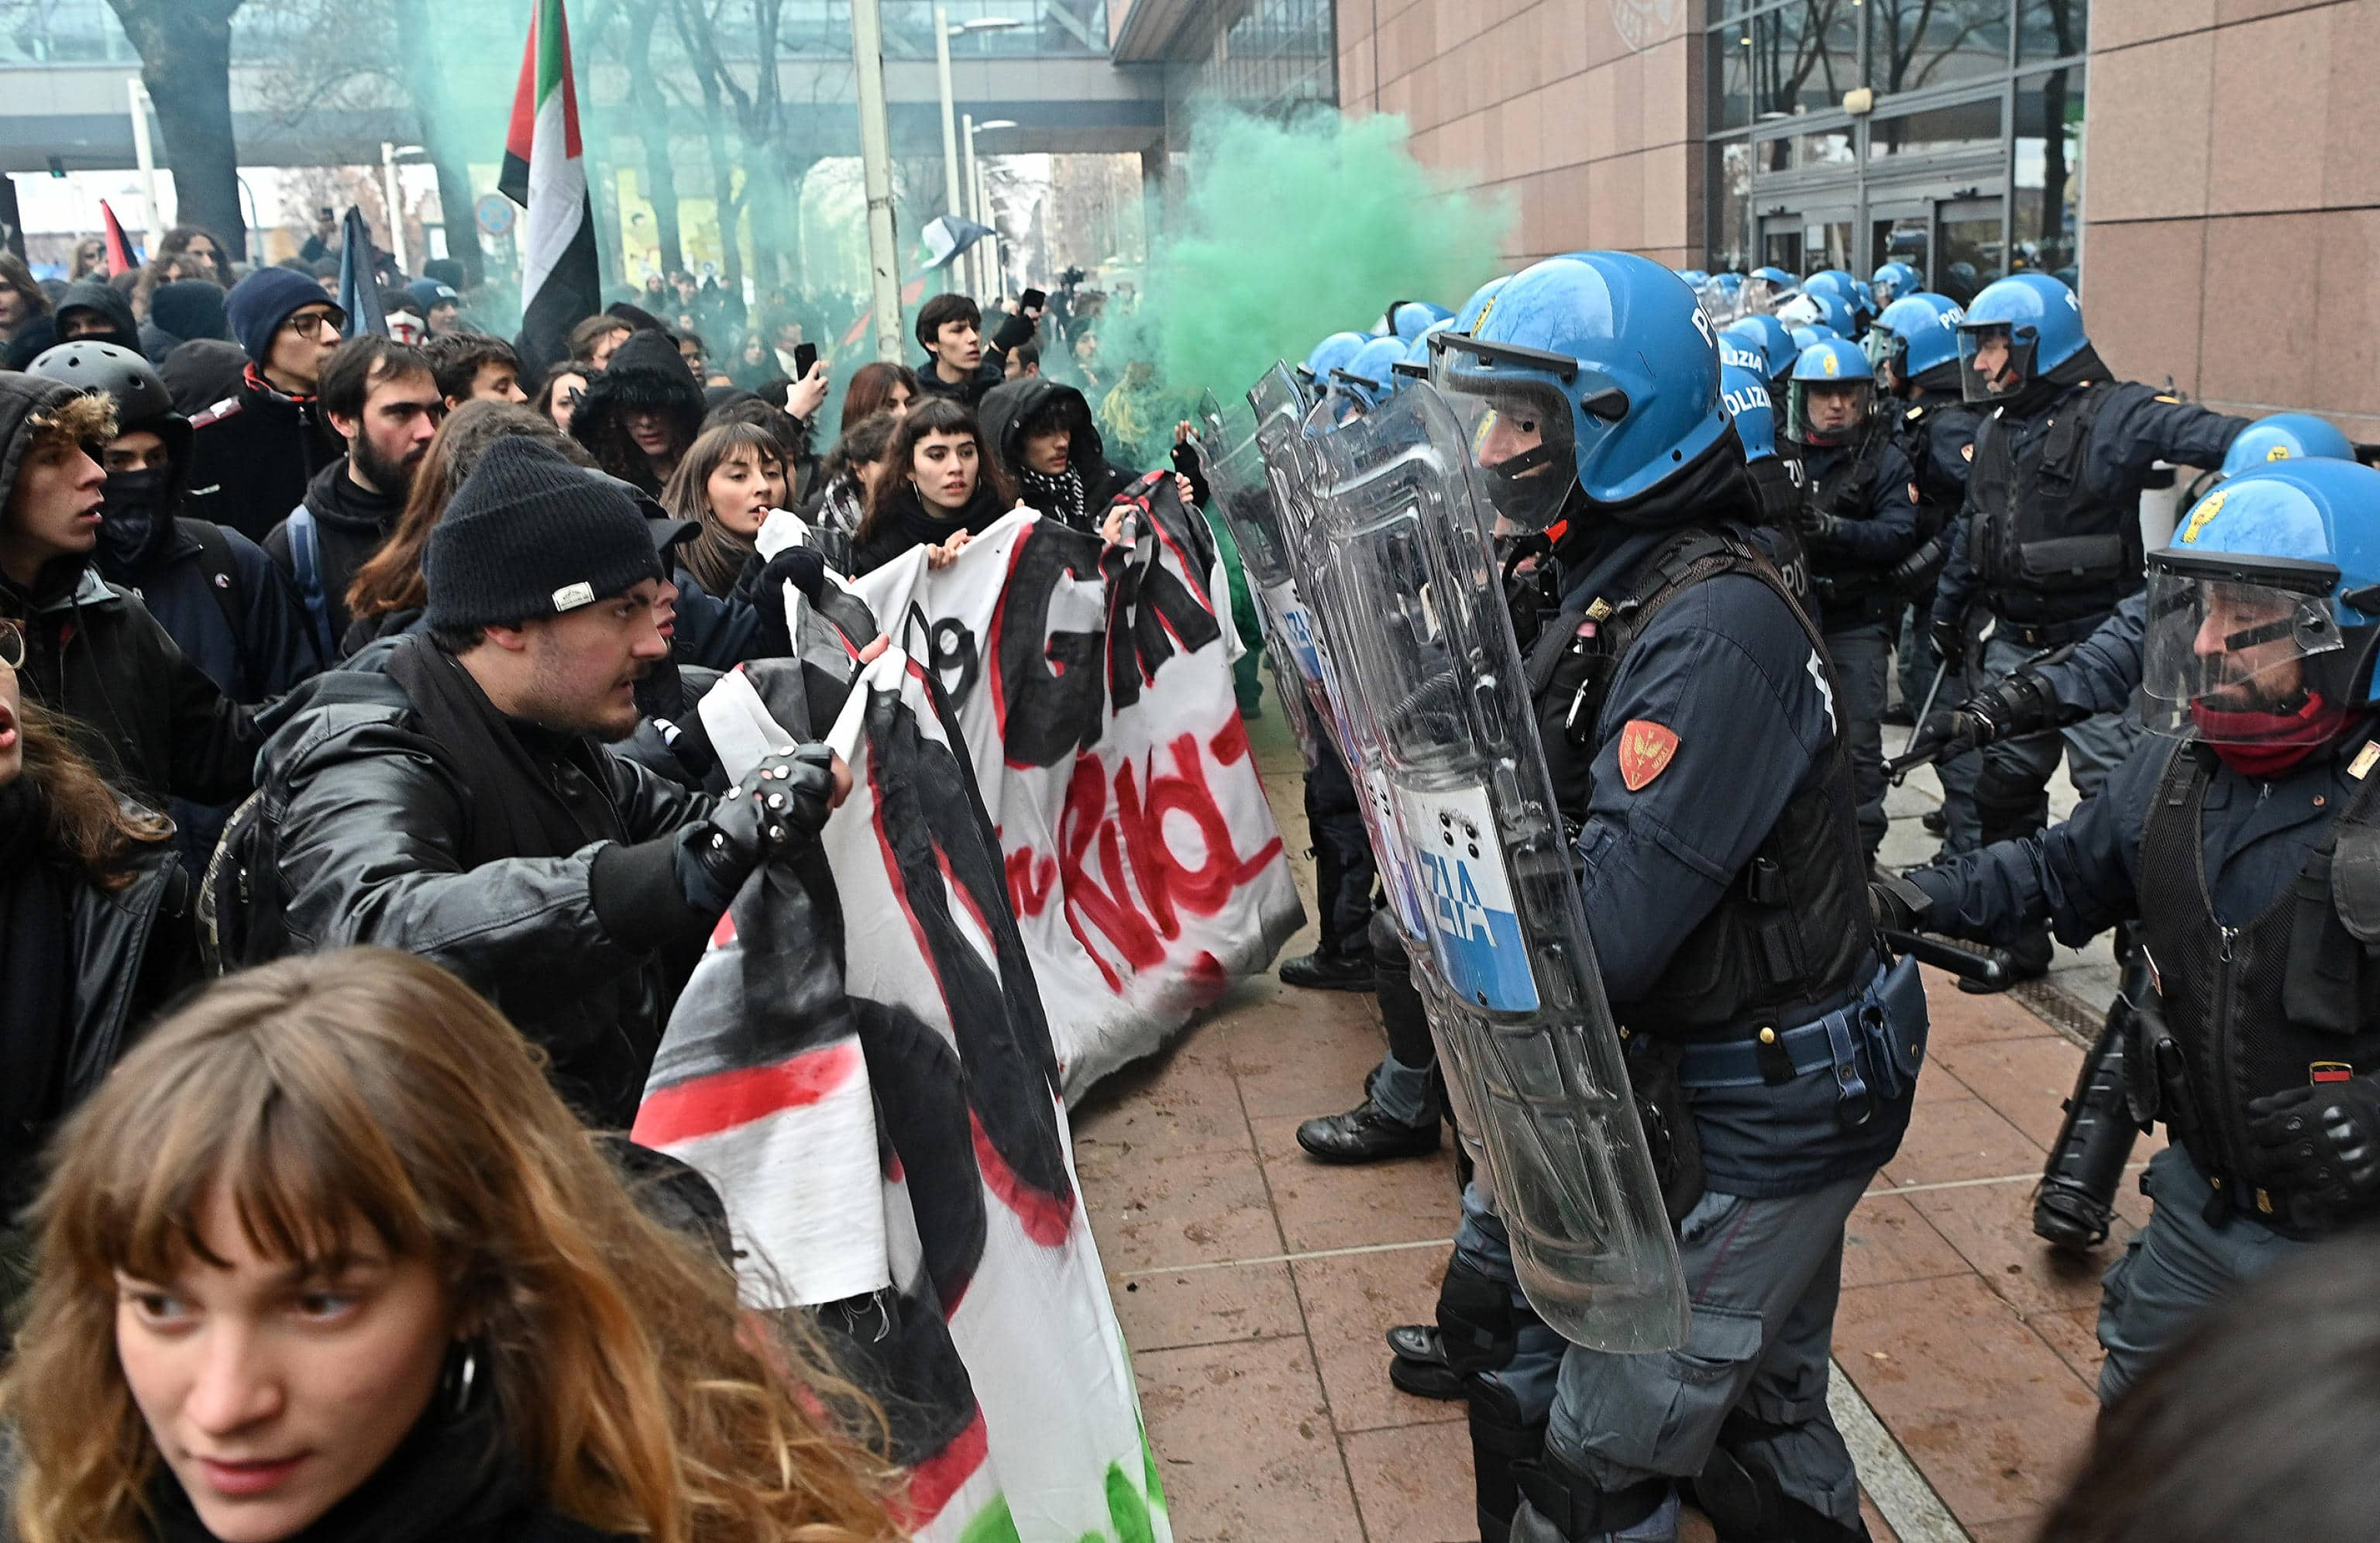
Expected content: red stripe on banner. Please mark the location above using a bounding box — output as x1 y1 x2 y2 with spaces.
710 909 738 950
631 1042 862 1147
890 1408 990 1531
972 1107 1075 1246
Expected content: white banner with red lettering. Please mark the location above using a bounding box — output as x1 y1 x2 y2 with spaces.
827 491 1305 1095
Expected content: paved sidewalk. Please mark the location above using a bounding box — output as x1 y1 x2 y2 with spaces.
1073 704 2136 1543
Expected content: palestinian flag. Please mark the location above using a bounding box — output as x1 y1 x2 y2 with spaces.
501 0 600 377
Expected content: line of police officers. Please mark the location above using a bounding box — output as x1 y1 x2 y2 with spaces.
1257 250 2380 1541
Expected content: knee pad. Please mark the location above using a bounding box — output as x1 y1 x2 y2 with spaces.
1506 1441 1668 1543
1695 1414 1871 1543
1436 1258 1539 1378
1467 1376 1549 1541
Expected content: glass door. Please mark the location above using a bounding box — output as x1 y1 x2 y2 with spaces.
1759 203 1857 275
1935 195 2006 305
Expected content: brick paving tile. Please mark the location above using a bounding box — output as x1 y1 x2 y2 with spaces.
2024 1301 2110 1390
1966 1517 2048 1541
1835 1274 2100 1530
1293 1245 1467 1434
1842 1192 1974 1291
1342 1423 1475 1542
1216 997 1390 1121
1250 1113 1462 1254
1905 1180 2131 1317
1109 1261 1305 1353
1078 1142 1285 1273
1931 1034 2093 1152
1880 1094 2045 1188
1921 967 2058 1048
1134 1338 1364 1543
1071 1041 1256 1161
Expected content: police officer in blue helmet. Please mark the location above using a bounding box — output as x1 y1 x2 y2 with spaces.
1326 334 1412 419
1884 459 2380 1403
1456 275 1512 336
1743 264 1799 315
1299 330 1369 402
1783 336 1924 859
1780 288 1853 341
1925 271 2248 990
1870 260 1923 307
1407 251 1925 1543
1723 314 1798 415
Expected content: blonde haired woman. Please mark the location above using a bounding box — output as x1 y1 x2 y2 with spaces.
4 948 903 1543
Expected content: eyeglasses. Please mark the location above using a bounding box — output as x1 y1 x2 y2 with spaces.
0 617 25 670
284 308 347 339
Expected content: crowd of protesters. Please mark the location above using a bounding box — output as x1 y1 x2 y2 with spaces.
0 215 1219 1543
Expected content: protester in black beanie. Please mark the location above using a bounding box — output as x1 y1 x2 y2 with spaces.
423 436 663 633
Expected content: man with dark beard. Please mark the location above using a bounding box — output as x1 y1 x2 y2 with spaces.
255 436 848 1124
263 337 443 660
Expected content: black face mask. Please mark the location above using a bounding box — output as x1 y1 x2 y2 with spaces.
96 467 172 576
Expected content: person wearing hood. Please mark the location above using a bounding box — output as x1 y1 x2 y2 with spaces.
264 336 443 662
137 277 231 363
1925 274 2247 987
156 336 248 418
50 281 140 354
184 267 347 543
977 376 1133 533
408 277 466 336
847 398 1016 577
569 327 706 496
0 370 260 821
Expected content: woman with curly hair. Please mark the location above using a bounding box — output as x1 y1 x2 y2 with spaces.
2 946 903 1543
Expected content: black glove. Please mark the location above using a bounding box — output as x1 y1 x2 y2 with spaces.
1867 870 1935 934
1962 671 2055 746
2248 1078 2380 1219
989 308 1036 354
1925 611 1967 671
1900 705 1979 769
744 546 829 660
1169 439 1210 507
1795 505 1852 551
676 744 837 913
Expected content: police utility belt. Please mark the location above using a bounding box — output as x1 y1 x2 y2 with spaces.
1670 953 1929 1131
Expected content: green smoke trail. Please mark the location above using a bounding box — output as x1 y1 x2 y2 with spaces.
1116 106 1515 418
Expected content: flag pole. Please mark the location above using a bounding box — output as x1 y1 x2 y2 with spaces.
851 0 906 363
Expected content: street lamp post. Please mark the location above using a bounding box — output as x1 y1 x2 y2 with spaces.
850 0 906 361
968 118 1016 300
933 12 1018 294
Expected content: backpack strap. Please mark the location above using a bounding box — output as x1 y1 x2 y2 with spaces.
177 518 246 639
285 505 336 662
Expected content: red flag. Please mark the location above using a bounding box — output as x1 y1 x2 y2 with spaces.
839 276 931 350
98 201 139 276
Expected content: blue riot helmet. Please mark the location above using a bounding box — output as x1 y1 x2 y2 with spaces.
1788 324 1831 353
1299 330 1368 392
1786 337 1876 447
1390 329 1438 388
1868 293 1966 387
1429 251 1728 529
1777 288 1852 339
1955 271 2088 404
1724 314 1797 387
1673 268 1711 296
1453 275 1512 336
1388 300 1454 341
1721 363 1805 529
2142 460 2380 741
1700 270 1745 324
2220 412 2358 478
1743 265 1799 315
1871 261 1923 306
1329 334 1412 415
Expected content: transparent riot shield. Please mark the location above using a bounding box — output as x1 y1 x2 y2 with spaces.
1193 389 1321 768
1298 381 1688 1353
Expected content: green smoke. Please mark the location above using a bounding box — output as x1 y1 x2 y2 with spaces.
1121 106 1515 416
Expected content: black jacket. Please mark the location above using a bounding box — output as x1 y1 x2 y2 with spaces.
569 329 707 495
849 479 1012 577
912 352 1006 408
50 280 140 354
978 376 1136 529
263 457 406 659
184 365 344 542
107 515 321 706
257 649 719 1125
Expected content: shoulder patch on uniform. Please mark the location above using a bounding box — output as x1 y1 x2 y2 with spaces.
2155 394 2179 404
1616 719 1680 792
192 396 243 426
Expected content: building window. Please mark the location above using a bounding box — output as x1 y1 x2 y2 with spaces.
1869 0 2010 95
2017 0 2086 62
1749 1 1862 121
1870 96 2003 157
1711 139 1753 270
2014 64 2085 278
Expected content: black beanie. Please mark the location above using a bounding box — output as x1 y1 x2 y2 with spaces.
424 436 662 631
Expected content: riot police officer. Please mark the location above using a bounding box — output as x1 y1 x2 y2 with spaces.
1904 410 2362 1248
1887 460 2380 1400
1783 337 1922 858
1925 274 2248 986
1421 253 1926 1543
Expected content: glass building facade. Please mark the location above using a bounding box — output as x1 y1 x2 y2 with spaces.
1704 0 2084 300
1162 0 1337 138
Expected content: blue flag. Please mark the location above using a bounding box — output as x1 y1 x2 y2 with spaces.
337 207 387 338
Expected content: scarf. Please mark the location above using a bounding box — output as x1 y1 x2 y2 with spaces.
146 1405 547 1543
2189 692 2354 779
383 634 613 868
855 479 1008 573
1017 464 1089 530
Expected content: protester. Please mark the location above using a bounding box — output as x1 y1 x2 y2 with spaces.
765 313 808 379
263 337 443 660
536 364 590 436
570 327 706 495
675 326 711 382
730 331 774 391
800 411 898 573
406 277 465 336
911 294 1015 408
342 401 590 656
158 338 248 418
149 223 233 287
139 278 232 363
253 436 844 1124
425 332 528 408
0 253 52 344
129 257 204 329
840 360 918 433
569 313 634 370
1003 338 1042 381
978 377 1133 532
2 946 903 1543
0 629 192 1285
702 392 809 498
66 235 106 283
50 281 139 353
849 398 1014 575
659 422 786 599
0 370 258 816
185 268 348 542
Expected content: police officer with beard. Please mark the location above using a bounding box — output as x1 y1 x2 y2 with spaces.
1926 274 2247 985
1886 460 2380 1400
1419 253 1927 1543
1783 338 1922 859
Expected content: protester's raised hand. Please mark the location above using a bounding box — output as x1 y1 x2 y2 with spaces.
784 361 831 422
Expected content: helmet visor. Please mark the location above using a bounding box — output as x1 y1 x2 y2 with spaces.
1957 322 2034 404
1788 377 1873 444
1743 275 1797 315
2140 562 2347 739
